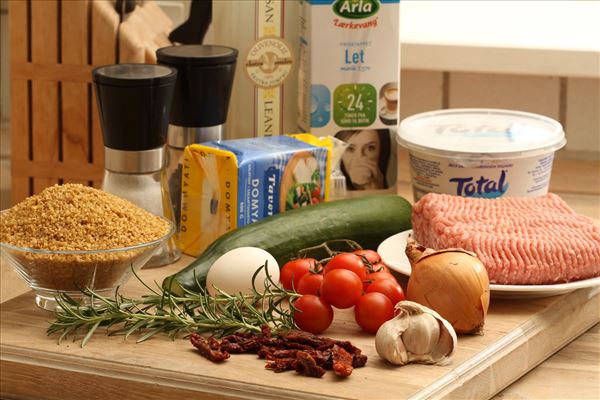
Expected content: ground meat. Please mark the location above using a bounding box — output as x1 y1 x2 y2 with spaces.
412 193 600 284
191 328 367 378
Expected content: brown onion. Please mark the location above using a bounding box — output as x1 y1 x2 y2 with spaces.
406 238 490 334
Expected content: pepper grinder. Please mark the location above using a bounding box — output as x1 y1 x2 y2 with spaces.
93 63 181 267
156 45 238 228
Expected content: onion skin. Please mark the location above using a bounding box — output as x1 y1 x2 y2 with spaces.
406 241 490 335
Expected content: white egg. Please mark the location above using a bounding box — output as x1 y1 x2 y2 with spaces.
206 247 280 296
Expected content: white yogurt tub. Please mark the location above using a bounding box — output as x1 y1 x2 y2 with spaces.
397 109 566 201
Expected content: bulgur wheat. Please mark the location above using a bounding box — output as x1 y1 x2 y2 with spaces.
1 184 170 250
0 184 172 292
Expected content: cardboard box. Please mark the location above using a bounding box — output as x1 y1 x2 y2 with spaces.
179 135 330 256
298 0 400 193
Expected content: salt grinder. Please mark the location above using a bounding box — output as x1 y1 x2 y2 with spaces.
156 45 238 228
92 64 181 267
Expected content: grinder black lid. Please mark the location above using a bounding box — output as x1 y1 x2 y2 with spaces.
93 64 177 151
156 45 238 66
156 45 238 128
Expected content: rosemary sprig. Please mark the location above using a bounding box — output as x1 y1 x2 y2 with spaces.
47 263 300 347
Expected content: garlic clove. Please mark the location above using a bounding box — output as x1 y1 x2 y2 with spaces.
375 311 410 365
402 313 439 355
375 301 457 366
431 319 455 365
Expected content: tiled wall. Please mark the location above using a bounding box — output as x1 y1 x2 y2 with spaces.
400 70 600 156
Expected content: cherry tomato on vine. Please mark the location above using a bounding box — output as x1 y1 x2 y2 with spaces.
321 269 363 309
366 279 405 306
354 292 394 334
293 295 334 334
280 258 318 291
353 249 381 265
362 271 396 291
370 262 391 274
323 253 367 280
296 273 324 296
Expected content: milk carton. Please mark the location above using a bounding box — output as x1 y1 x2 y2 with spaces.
298 0 399 193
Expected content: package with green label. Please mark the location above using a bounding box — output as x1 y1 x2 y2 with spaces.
298 0 399 193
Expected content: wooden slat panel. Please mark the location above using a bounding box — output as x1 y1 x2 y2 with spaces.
8 0 30 204
91 0 119 188
449 72 560 120
12 159 104 182
61 0 89 185
565 78 600 153
400 69 444 119
11 63 93 83
31 0 60 193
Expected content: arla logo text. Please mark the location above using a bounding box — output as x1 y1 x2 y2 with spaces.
333 0 380 19
449 170 509 198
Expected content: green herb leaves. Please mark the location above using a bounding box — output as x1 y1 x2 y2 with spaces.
48 264 299 347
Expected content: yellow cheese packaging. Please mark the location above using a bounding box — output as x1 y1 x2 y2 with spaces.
179 134 332 256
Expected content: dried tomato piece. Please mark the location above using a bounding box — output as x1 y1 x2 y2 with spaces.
352 354 368 368
331 345 353 377
265 357 297 373
295 351 326 378
190 333 230 362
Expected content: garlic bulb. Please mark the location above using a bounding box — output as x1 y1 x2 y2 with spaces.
375 301 457 366
406 238 490 334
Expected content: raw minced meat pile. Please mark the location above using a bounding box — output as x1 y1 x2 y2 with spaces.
0 184 170 251
412 193 600 285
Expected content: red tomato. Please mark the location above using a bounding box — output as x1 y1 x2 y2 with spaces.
321 269 363 309
354 292 394 334
323 253 367 281
362 271 396 291
293 295 334 334
366 279 405 306
371 262 391 274
297 273 324 296
353 249 381 265
280 258 318 291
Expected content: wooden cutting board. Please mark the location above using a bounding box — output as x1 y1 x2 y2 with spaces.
1 257 598 400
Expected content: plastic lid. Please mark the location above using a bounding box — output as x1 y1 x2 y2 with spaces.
398 109 566 157
156 45 238 127
93 64 177 151
156 45 238 66
93 64 177 87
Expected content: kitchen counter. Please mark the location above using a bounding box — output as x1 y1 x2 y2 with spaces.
1 153 599 399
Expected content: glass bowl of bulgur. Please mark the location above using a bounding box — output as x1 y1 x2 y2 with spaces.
0 184 175 311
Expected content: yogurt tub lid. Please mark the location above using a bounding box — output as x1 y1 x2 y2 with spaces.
398 109 566 158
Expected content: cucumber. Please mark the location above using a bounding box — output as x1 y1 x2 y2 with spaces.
163 195 412 295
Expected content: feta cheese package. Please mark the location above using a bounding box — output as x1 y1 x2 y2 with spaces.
298 0 399 193
179 135 330 256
